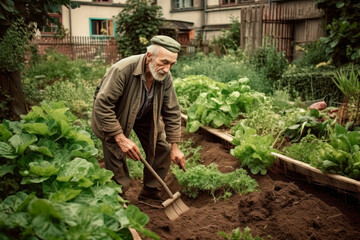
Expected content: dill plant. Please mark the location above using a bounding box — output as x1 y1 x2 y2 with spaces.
172 139 258 200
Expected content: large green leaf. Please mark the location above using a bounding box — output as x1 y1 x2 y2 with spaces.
0 124 12 142
6 212 32 229
57 158 95 182
0 163 16 177
91 168 114 185
29 144 53 157
187 120 201 133
3 120 23 134
125 205 159 240
23 106 46 121
0 0 15 13
0 142 17 159
66 130 94 147
50 188 82 202
0 191 28 213
9 133 38 155
29 161 59 177
226 91 240 104
22 123 50 136
31 214 66 239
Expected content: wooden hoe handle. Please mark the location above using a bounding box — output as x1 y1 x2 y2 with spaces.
139 156 174 198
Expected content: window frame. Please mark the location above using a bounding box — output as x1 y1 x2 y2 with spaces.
173 0 194 10
220 0 253 6
41 13 62 35
92 0 112 3
89 18 116 38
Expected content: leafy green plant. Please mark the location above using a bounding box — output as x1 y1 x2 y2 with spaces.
0 101 159 239
284 124 360 180
332 65 360 125
283 109 331 142
316 0 360 64
231 100 300 138
183 77 265 133
0 192 158 240
230 127 276 175
284 133 326 165
173 163 258 200
218 226 267 240
116 0 164 57
174 75 226 113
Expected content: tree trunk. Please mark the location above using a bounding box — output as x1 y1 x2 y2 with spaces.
0 71 28 120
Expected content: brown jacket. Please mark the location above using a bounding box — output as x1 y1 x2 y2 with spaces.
91 54 181 154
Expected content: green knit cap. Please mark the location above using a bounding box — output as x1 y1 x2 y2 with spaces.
150 35 181 53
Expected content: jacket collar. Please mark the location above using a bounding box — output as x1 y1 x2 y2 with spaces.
132 54 146 77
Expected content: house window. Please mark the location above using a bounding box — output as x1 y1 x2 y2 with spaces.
92 0 112 2
221 0 236 5
42 14 62 34
221 0 252 5
174 0 194 9
90 18 114 36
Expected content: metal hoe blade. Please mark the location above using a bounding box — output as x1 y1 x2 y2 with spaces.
139 156 190 220
163 194 189 220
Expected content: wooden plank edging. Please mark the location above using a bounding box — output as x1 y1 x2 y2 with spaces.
180 113 360 194
271 152 360 194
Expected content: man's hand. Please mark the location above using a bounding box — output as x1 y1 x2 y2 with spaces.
170 143 186 172
114 133 141 160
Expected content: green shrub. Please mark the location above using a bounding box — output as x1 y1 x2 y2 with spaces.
316 0 360 65
279 66 344 102
24 49 77 88
293 41 330 68
211 16 241 54
249 44 288 84
23 50 107 106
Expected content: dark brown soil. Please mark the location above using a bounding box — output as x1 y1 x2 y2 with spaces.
124 127 360 240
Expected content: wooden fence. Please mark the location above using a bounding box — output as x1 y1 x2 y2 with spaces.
240 1 325 61
31 36 121 64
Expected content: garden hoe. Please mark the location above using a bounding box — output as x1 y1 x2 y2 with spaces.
139 156 189 220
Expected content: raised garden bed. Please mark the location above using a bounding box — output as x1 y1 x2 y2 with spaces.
124 124 360 240
181 113 360 198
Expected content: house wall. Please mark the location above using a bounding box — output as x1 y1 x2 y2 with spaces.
61 1 124 37
47 0 324 60
161 1 203 35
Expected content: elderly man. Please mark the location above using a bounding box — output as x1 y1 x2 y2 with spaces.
91 35 186 201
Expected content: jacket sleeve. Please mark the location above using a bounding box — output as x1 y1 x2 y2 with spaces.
161 75 182 143
92 66 125 138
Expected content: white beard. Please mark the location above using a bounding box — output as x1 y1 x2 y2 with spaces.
149 60 167 81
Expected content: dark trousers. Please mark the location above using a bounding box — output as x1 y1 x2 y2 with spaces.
102 112 171 193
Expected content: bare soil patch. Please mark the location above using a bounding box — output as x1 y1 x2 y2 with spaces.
124 127 360 240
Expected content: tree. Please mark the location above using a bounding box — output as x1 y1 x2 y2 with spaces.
0 0 78 120
116 0 164 57
316 0 360 65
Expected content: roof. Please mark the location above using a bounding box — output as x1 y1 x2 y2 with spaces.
161 20 194 31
